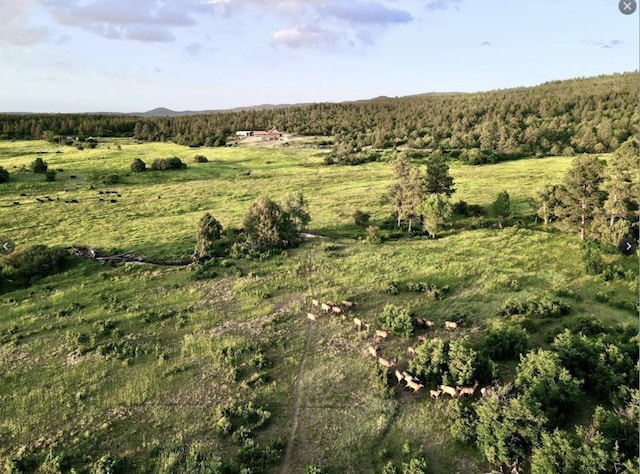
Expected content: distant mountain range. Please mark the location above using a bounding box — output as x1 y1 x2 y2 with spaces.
2 94 463 116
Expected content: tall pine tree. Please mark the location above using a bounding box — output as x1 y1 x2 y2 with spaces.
556 156 606 241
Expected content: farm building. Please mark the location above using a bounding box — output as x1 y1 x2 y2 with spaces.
253 128 283 140
235 131 253 137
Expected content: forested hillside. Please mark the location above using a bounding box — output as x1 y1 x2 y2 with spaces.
1 72 637 155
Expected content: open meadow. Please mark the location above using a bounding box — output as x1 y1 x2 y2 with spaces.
0 140 637 473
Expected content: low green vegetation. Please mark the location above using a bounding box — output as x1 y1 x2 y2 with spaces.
0 138 637 473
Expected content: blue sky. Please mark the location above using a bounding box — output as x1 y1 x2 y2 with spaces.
1 0 638 113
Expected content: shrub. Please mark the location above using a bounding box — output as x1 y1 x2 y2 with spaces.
497 297 570 318
31 157 48 174
365 225 382 243
378 304 414 338
194 154 208 163
96 173 120 185
1 245 68 288
130 158 146 172
481 325 528 360
195 213 224 258
45 170 56 182
151 157 187 171
0 166 9 183
353 209 371 227
243 196 299 252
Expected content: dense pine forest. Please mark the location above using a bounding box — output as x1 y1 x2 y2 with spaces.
2 72 638 156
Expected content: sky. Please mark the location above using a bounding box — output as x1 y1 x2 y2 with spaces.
1 0 638 113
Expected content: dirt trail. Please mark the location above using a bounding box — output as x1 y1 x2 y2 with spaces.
280 319 314 474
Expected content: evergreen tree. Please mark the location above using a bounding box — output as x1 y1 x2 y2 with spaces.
603 138 639 226
282 192 311 231
425 152 455 197
419 194 452 238
536 184 560 225
195 213 223 258
556 156 606 241
243 196 299 250
490 191 511 229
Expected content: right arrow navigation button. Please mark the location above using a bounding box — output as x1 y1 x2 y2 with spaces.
618 236 638 256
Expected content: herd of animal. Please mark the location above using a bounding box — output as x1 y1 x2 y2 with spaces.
10 190 122 206
305 298 492 400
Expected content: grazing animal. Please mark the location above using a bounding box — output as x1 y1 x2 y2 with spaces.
71 199 79 203
353 317 364 331
331 306 343 315
417 335 427 342
375 329 389 341
457 381 480 397
406 380 424 393
480 386 492 398
402 372 419 384
117 194 121 197
444 321 458 330
157 195 161 199
439 385 457 398
13 201 20 205
20 193 27 197
425 320 435 328
307 312 318 321
56 197 60 201
394 369 405 385
326 301 336 307
98 191 104 194
416 317 426 327
407 347 417 357
99 198 104 201
45 196 53 201
378 357 396 369
36 198 44 203
320 303 332 313
430 389 443 399
110 199 117 203
311 299 320 307
366 345 378 358
342 300 358 308
70 175 76 179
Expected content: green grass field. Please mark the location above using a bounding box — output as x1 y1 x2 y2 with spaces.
0 140 636 473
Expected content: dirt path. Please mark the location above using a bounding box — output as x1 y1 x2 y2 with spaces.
280 319 314 474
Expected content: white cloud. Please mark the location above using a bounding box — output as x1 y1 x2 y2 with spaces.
273 25 338 49
0 0 48 46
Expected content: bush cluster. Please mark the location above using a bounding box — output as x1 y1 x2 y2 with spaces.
130 158 146 172
0 166 9 183
378 304 414 338
452 200 485 217
1 245 68 289
151 157 187 171
194 154 209 163
406 281 450 299
497 297 571 318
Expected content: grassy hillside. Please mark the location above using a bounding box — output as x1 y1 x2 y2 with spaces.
0 140 636 473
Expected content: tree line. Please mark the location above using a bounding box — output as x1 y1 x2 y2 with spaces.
0 72 637 156
386 136 639 246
